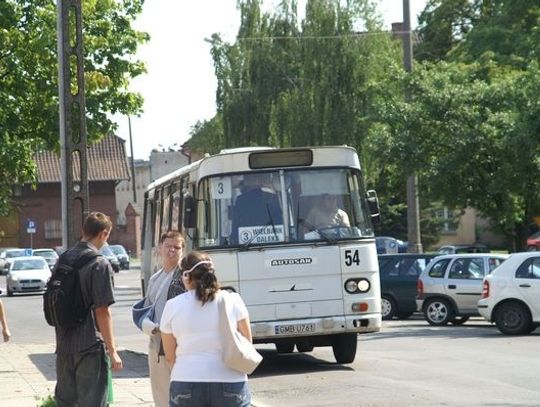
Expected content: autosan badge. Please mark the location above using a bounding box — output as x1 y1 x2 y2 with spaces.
270 258 313 266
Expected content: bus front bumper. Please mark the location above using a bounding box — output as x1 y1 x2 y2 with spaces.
251 313 381 341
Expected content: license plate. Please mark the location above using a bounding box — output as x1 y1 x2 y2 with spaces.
275 323 315 335
21 283 39 288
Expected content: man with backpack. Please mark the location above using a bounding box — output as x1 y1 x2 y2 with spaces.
46 212 123 407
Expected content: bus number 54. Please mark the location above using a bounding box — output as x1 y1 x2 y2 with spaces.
344 249 360 266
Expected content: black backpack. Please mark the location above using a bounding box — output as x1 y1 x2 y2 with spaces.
43 248 99 329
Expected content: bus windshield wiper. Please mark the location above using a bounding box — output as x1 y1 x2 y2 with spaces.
302 220 336 244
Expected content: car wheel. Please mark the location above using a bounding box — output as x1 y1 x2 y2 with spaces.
381 295 397 320
332 333 357 364
296 342 314 352
275 343 295 353
424 298 454 326
494 302 533 335
451 316 470 325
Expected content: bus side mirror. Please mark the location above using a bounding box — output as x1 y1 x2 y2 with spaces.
183 196 196 228
366 189 380 223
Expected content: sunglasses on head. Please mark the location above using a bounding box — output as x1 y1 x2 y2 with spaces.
182 260 214 279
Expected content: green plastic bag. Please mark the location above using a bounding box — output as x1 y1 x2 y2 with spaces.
107 355 114 404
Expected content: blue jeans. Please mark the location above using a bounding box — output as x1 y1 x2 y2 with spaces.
55 342 108 407
170 381 251 407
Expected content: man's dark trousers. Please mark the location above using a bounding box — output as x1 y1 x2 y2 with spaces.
55 342 108 407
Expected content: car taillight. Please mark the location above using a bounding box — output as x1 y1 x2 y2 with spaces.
416 279 424 296
481 280 490 298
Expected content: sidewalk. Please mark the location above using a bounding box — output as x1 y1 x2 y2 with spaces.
0 342 154 407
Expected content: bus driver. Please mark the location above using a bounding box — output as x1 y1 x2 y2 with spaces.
305 193 350 231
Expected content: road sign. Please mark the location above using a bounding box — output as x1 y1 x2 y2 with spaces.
24 248 33 256
26 219 36 234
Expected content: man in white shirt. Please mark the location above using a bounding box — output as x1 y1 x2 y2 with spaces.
145 230 185 407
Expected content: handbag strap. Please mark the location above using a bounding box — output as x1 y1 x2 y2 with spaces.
218 291 234 337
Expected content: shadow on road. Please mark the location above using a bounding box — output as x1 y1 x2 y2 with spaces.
250 349 353 378
28 350 149 381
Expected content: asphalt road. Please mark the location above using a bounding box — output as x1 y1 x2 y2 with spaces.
2 269 539 407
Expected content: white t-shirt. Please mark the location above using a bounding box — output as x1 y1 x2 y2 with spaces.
160 290 249 383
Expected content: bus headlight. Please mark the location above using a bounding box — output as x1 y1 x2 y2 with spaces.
345 280 358 293
344 278 370 294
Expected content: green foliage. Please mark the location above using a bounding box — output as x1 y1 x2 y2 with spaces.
208 0 401 150
377 60 540 249
0 0 147 215
36 394 55 407
187 114 225 155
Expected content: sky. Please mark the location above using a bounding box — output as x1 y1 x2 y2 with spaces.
114 0 428 160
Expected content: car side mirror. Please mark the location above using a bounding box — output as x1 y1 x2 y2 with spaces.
366 189 380 223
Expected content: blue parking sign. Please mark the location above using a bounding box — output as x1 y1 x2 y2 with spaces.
24 248 33 256
26 218 36 234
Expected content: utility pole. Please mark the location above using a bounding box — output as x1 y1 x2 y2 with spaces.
128 116 137 203
403 0 423 253
57 0 90 248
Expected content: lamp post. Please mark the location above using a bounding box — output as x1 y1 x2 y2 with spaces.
402 0 423 253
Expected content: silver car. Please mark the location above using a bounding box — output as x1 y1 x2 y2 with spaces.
6 256 51 296
416 253 508 326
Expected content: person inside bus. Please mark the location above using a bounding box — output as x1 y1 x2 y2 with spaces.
303 193 350 236
230 173 283 244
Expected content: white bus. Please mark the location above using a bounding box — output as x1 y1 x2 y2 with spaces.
141 146 381 363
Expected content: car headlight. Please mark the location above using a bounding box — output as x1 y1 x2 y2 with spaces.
9 275 18 281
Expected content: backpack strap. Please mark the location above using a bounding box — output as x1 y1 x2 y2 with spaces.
56 247 100 272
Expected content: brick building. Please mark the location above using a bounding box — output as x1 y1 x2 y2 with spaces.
0 134 140 254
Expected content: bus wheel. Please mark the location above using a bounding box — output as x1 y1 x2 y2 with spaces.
332 333 357 364
296 342 314 352
275 343 295 353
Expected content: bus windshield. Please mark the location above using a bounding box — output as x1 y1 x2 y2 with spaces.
196 168 374 248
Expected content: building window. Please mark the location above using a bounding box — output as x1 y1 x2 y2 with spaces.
435 207 458 233
44 219 62 239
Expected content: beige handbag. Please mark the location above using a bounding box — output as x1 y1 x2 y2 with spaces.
218 292 262 374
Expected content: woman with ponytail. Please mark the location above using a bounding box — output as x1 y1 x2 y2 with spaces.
160 251 253 407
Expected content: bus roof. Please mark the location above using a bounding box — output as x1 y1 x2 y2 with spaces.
146 145 360 192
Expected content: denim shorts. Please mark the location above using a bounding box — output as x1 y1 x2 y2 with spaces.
170 381 251 407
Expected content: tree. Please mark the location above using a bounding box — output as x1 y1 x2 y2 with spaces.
0 0 148 214
377 61 540 250
208 0 402 150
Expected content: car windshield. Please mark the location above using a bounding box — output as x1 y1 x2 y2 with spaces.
34 250 58 259
6 250 26 258
196 168 374 248
109 245 127 256
100 246 114 257
12 259 48 270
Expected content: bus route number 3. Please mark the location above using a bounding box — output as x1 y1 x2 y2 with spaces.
344 249 360 266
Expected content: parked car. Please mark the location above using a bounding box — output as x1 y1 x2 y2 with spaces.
0 248 27 275
99 244 120 273
6 256 51 296
437 243 490 255
378 253 437 320
109 244 130 270
478 252 540 335
526 232 540 251
32 248 59 270
0 247 18 274
416 253 508 326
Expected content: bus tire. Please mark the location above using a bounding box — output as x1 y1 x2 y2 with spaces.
275 343 295 353
332 333 357 364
